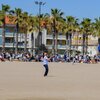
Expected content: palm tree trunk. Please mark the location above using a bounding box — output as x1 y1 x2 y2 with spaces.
20 32 21 51
15 23 19 54
13 31 15 53
53 19 56 55
31 33 34 55
85 34 88 54
2 20 5 52
55 33 58 54
69 33 72 58
76 32 79 49
82 33 85 56
98 38 100 45
24 33 27 52
52 33 55 55
66 32 69 56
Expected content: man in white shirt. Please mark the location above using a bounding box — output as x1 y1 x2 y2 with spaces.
41 53 49 77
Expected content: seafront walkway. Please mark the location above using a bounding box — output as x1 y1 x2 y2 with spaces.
0 62 100 100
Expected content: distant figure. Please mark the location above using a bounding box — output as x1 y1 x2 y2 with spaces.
98 44 100 53
41 53 49 77
72 57 76 64
0 55 5 62
64 54 67 62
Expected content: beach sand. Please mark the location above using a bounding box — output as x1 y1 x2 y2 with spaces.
0 62 100 100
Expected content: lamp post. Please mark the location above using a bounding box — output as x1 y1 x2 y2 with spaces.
35 1 46 48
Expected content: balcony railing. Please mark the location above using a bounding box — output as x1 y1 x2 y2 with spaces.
5 43 14 47
57 45 66 49
4 43 29 48
46 35 66 40
46 35 53 39
58 35 66 39
46 44 66 49
5 32 15 37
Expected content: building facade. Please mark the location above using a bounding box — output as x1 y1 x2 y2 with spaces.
0 25 31 52
0 26 98 56
45 32 98 56
0 16 98 56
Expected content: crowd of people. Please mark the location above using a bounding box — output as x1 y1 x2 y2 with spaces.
0 52 100 64
0 52 33 62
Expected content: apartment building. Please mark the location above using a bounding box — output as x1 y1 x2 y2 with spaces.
0 16 31 52
45 31 98 56
0 16 98 56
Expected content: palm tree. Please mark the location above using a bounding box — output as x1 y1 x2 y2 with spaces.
0 11 4 25
65 16 79 57
41 13 50 27
21 12 29 52
13 8 22 54
39 13 50 46
94 17 100 43
40 14 51 54
81 18 92 55
94 17 100 54
1 4 10 52
51 8 64 55
28 15 39 55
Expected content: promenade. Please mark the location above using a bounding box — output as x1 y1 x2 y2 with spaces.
0 62 100 100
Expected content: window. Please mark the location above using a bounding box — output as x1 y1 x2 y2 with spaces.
47 39 52 45
5 37 14 43
0 28 3 35
0 37 2 45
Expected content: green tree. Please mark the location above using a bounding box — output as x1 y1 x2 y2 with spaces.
12 8 22 54
51 8 64 55
21 12 29 52
28 15 39 55
94 17 100 44
65 16 79 57
81 18 92 55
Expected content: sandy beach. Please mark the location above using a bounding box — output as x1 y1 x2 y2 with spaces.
0 62 100 100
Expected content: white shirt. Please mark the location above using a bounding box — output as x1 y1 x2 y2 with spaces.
42 56 48 65
0 55 2 59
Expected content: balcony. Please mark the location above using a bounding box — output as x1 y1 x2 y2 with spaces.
5 43 14 47
4 43 29 48
46 35 53 39
46 44 66 50
5 32 15 37
58 35 66 40
46 35 66 40
58 45 66 49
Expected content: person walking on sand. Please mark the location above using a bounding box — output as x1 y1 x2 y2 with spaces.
41 52 49 77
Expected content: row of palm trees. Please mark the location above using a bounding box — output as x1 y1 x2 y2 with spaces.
0 4 100 55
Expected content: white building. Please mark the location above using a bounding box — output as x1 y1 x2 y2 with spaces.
0 26 98 56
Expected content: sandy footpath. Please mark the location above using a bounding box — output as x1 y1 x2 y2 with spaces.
0 62 100 100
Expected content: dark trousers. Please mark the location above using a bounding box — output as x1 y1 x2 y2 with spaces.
43 64 49 76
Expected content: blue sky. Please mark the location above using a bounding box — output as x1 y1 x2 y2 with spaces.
0 0 100 20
